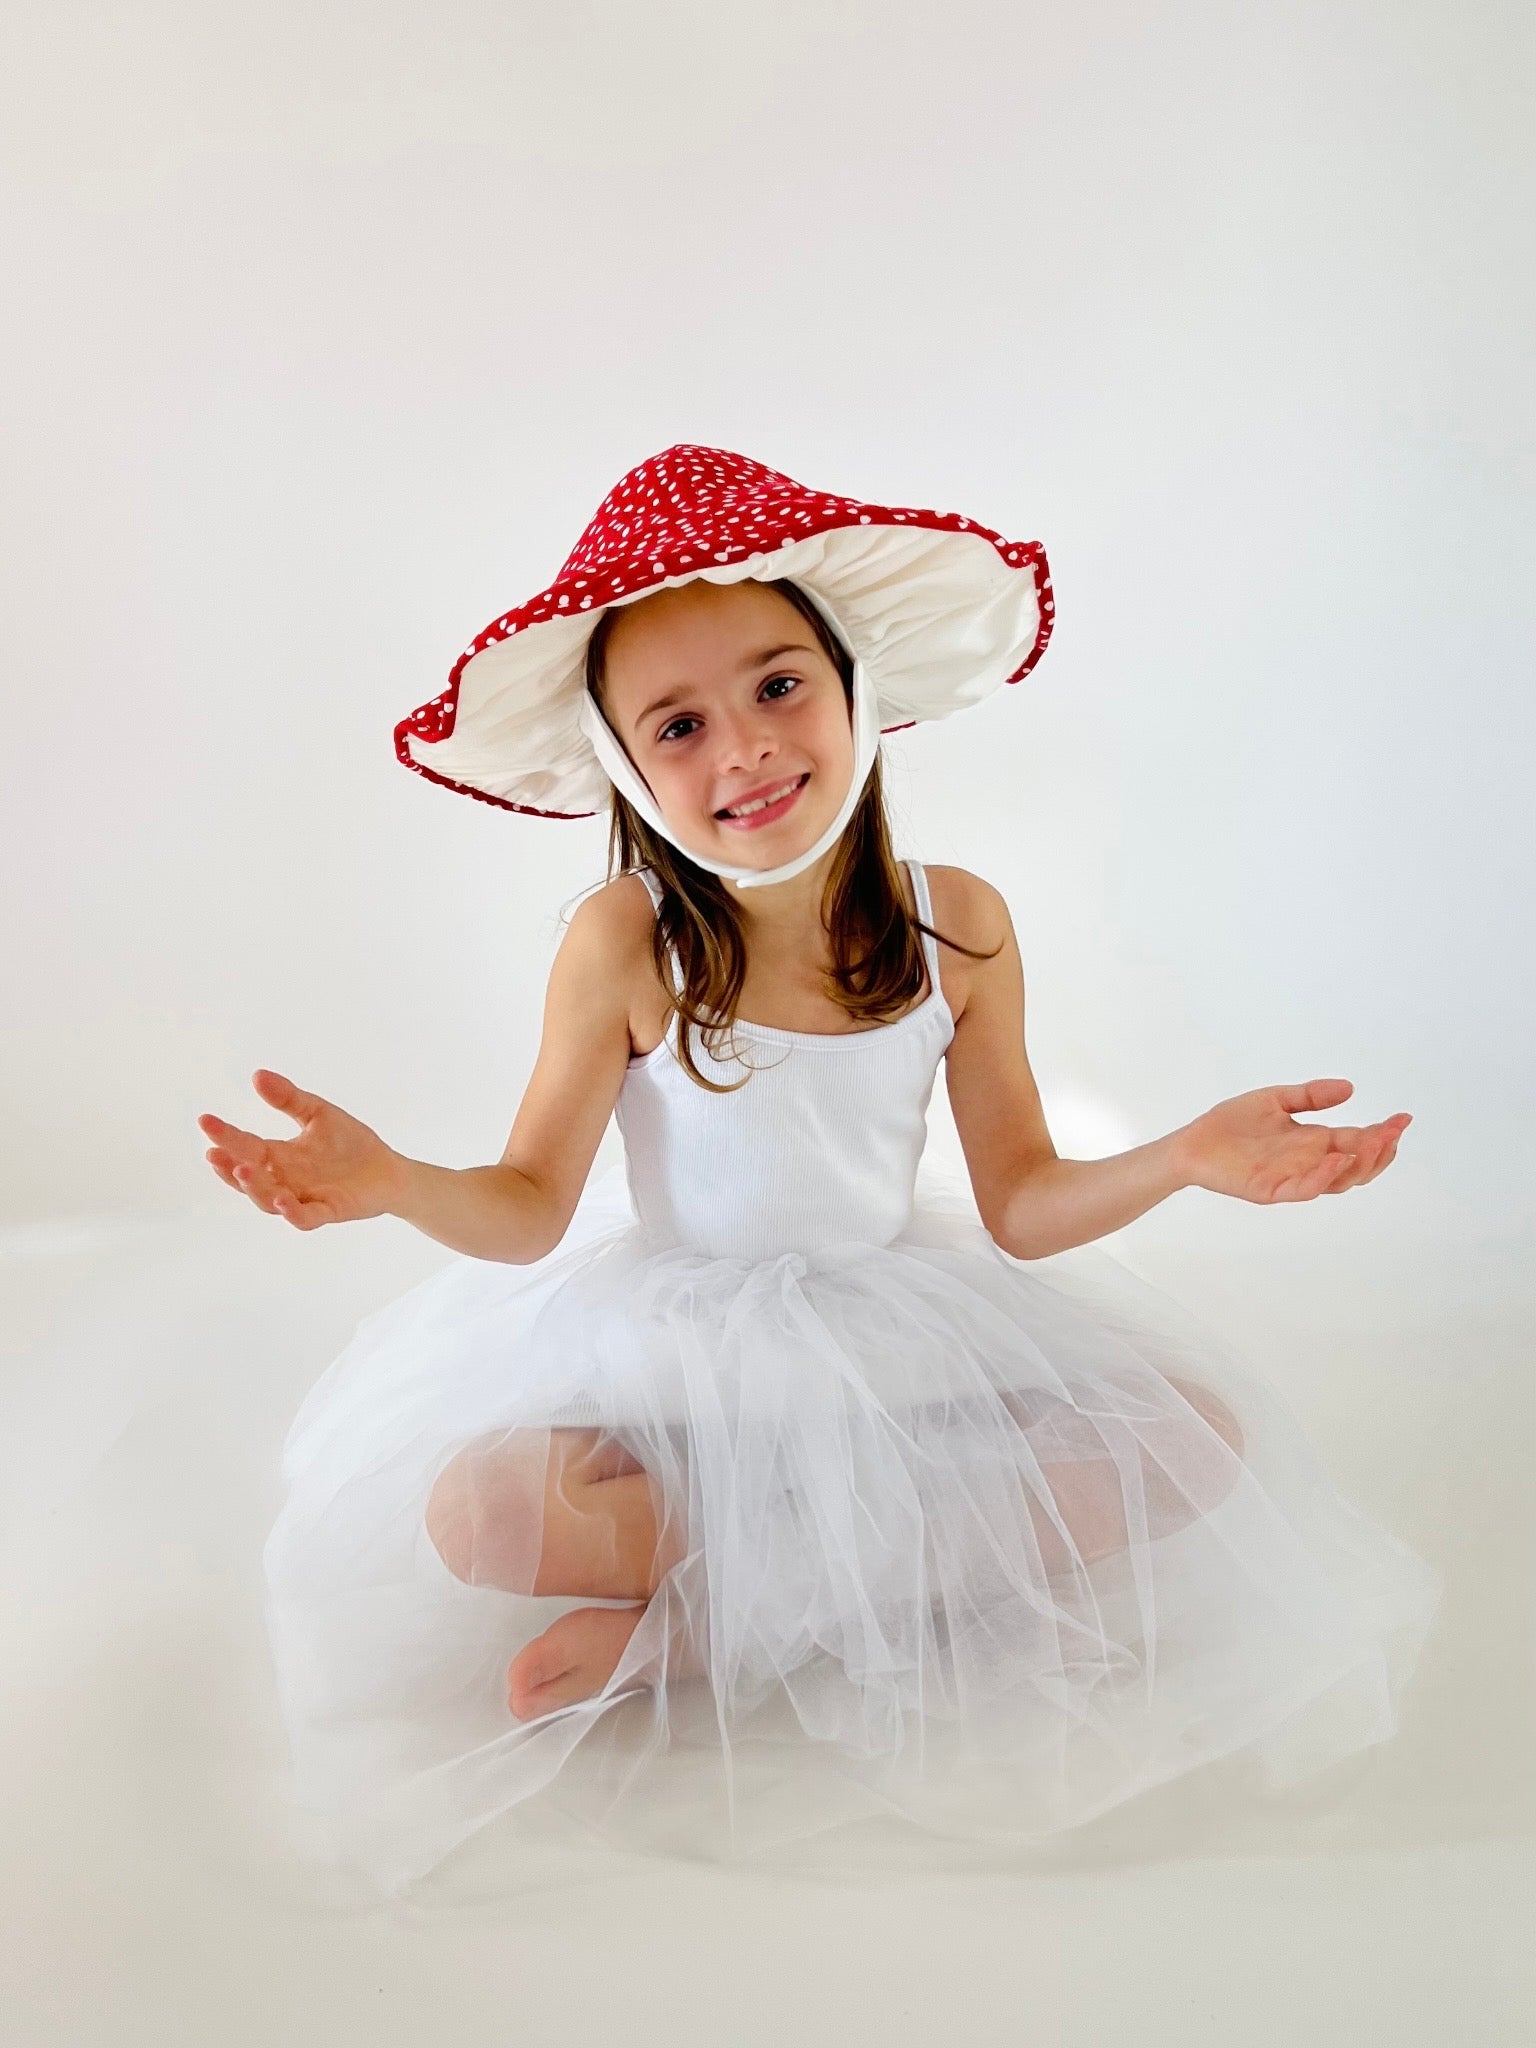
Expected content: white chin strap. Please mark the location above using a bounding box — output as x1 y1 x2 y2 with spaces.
575 657 881 889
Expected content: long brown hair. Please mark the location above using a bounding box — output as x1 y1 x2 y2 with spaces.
584 576 1001 1092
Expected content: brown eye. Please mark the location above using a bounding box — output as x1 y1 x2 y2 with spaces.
658 675 799 745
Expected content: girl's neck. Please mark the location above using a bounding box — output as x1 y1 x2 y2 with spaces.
720 843 842 942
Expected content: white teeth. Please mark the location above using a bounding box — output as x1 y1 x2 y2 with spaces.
721 776 802 818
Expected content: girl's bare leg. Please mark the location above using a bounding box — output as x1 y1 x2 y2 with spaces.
424 1426 698 1719
1002 1372 1247 1576
427 1373 1245 1717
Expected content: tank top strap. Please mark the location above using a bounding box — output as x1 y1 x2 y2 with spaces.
905 859 942 991
634 866 684 996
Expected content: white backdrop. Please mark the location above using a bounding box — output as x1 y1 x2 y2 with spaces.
4 6 1535 2038
3 0 1531 1290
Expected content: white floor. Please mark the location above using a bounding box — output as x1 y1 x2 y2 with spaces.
2 1207 1531 2046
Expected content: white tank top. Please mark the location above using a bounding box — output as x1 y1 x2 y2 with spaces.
615 860 955 1259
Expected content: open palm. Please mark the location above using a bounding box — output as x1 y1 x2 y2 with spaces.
198 1069 404 1228
1178 1078 1410 1204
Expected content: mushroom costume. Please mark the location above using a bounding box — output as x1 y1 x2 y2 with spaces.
395 442 1055 885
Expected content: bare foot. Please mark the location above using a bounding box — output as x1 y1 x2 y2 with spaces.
506 1602 648 1721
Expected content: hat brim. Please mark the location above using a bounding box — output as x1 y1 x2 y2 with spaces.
396 516 1053 819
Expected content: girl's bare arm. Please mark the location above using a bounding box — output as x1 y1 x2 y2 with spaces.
942 872 1409 1261
200 880 648 1264
390 884 641 1260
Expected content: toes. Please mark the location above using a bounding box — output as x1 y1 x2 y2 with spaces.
506 1605 646 1721
507 1636 574 1718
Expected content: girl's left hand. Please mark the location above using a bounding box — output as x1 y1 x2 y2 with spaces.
1174 1079 1411 1204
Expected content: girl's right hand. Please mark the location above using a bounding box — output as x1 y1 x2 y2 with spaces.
197 1069 407 1229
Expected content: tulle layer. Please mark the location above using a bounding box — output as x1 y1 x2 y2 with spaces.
262 1163 1442 1895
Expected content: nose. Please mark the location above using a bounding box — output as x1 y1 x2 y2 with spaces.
712 703 780 776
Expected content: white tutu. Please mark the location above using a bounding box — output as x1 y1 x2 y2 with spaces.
262 1156 1443 1896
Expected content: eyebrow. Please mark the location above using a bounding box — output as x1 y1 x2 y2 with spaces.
631 642 821 733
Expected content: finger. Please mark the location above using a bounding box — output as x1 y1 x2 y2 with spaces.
1357 1113 1410 1143
1273 1078 1354 1116
248 1165 334 1228
232 1160 284 1216
1313 1149 1359 1193
1324 1131 1385 1192
198 1114 271 1170
1337 1119 1408 1188
1313 1123 1371 1151
1360 1133 1403 1185
1317 1114 1409 1191
204 1146 245 1194
1273 1151 1355 1201
253 1069 327 1127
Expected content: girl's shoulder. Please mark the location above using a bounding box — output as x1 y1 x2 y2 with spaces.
918 866 1019 1032
570 869 659 950
563 872 670 1055
920 864 1010 947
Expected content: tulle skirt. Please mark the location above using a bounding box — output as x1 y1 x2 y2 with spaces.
261 1160 1442 1896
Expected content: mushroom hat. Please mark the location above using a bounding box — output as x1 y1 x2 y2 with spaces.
395 443 1055 886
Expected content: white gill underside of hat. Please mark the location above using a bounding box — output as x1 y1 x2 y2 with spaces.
402 524 1044 815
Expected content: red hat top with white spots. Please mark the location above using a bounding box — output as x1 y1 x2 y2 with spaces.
395 442 1055 823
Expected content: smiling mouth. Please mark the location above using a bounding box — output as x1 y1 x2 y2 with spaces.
714 773 810 823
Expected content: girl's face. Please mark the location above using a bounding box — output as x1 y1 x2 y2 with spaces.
598 579 854 870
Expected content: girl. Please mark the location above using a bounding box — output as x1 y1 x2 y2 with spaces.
202 444 1440 1895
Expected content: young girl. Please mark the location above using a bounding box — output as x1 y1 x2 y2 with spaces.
202 444 1440 1895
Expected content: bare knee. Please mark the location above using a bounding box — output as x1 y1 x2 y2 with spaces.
424 1429 547 1586
1164 1374 1246 1464
424 1450 482 1583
